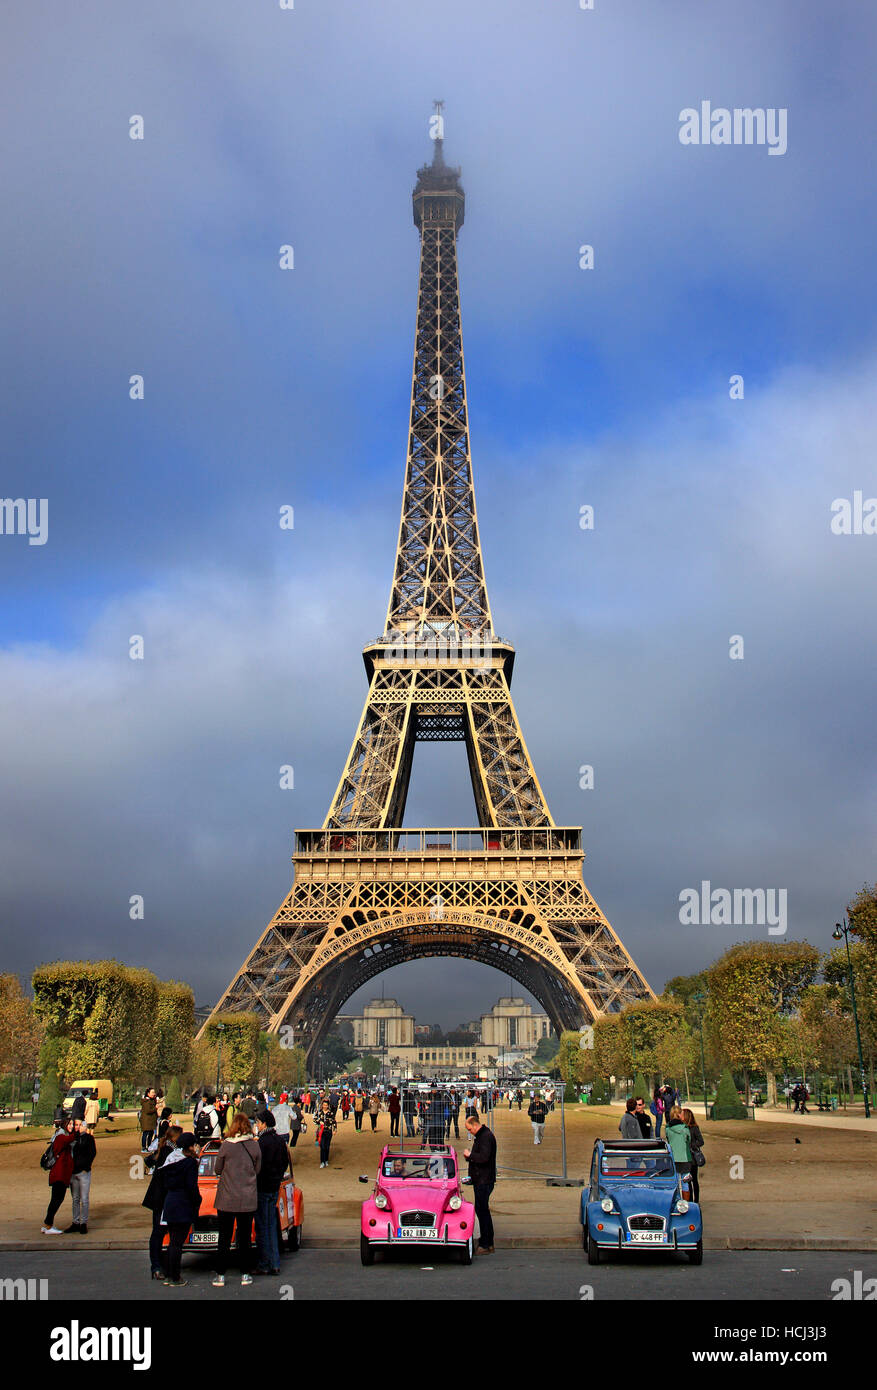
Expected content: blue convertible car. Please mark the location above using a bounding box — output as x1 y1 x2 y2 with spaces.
581 1139 703 1265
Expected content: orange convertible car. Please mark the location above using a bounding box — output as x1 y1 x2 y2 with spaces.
162 1138 304 1257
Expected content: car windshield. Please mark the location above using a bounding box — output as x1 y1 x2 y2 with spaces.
382 1155 456 1180
600 1153 675 1178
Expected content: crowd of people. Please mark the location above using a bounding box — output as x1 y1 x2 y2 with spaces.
618 1087 705 1203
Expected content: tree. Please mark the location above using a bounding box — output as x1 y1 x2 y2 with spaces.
320 1034 356 1073
285 1045 308 1089
203 1013 260 1090
155 981 194 1085
165 1075 184 1113
552 1031 585 1088
0 975 43 1111
706 941 820 1104
360 1055 381 1079
631 1073 651 1102
713 1067 748 1120
532 1032 559 1068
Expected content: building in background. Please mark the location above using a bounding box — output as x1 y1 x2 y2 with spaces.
480 997 551 1054
334 995 550 1077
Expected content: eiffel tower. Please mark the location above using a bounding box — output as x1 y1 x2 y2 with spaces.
202 117 653 1065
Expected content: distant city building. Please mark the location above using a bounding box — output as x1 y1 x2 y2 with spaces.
333 995 550 1077
480 997 551 1053
348 998 414 1050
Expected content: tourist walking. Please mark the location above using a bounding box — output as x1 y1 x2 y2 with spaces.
682 1107 705 1203
66 1119 96 1233
317 1100 336 1168
139 1088 158 1153
272 1093 292 1145
288 1096 303 1148
41 1116 75 1234
464 1088 479 1121
143 1124 183 1278
353 1089 366 1132
368 1091 381 1132
194 1092 221 1142
464 1112 497 1254
528 1092 548 1145
341 1090 351 1122
387 1086 401 1138
158 1131 201 1288
254 1110 289 1275
665 1105 694 1198
619 1098 641 1139
211 1114 261 1287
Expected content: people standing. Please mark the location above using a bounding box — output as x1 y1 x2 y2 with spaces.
65 1119 96 1233
387 1086 401 1138
139 1088 158 1153
41 1116 75 1234
195 1092 221 1142
157 1131 201 1288
619 1098 641 1139
143 1124 183 1278
681 1107 704 1203
464 1089 479 1121
464 1112 497 1255
253 1110 289 1276
402 1087 417 1137
528 1092 548 1145
665 1105 693 1198
340 1091 351 1123
317 1100 336 1168
634 1097 653 1138
515 1087 524 1111
211 1114 262 1288
447 1088 461 1140
650 1087 665 1139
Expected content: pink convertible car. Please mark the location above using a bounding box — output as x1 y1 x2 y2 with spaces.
359 1146 476 1264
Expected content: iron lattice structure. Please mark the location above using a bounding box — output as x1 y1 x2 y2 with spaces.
202 131 654 1064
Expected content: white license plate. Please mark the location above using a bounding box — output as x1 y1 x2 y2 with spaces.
628 1230 665 1244
187 1231 217 1246
398 1227 438 1239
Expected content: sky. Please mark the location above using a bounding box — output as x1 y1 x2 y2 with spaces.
2 1 876 1029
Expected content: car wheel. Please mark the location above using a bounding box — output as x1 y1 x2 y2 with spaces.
360 1233 375 1266
458 1236 473 1265
687 1239 703 1266
287 1222 302 1252
587 1231 601 1266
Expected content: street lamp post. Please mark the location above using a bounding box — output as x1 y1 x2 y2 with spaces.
833 918 871 1120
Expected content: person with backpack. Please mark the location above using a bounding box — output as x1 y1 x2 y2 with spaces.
211 1113 261 1287
353 1089 365 1132
143 1124 183 1278
194 1094 220 1143
156 1130 201 1288
682 1107 705 1203
64 1119 97 1234
41 1116 75 1234
368 1091 381 1133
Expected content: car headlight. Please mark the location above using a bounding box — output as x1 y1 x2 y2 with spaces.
600 1197 614 1213
675 1199 689 1214
375 1192 388 1210
448 1194 462 1211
